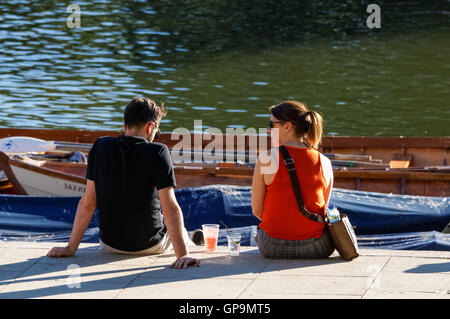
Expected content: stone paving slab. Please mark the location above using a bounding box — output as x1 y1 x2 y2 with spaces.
0 241 448 299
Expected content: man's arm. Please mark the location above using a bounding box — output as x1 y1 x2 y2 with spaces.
47 179 97 257
158 186 200 269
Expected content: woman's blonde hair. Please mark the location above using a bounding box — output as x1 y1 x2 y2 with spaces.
269 100 323 149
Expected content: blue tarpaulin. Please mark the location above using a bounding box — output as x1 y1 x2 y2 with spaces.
0 185 449 251
356 231 450 251
330 188 450 235
176 185 450 235
2 227 449 251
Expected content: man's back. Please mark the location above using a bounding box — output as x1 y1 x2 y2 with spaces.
48 97 200 269
86 135 176 252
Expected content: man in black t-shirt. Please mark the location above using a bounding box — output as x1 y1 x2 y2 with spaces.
47 97 200 269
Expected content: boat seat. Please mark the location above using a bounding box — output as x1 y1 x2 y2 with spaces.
389 153 413 168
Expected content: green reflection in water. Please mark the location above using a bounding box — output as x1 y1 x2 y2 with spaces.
0 0 448 136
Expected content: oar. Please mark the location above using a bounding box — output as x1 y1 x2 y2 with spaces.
331 160 390 168
0 137 388 168
53 141 92 152
0 136 56 153
0 136 91 154
323 153 373 161
0 136 258 155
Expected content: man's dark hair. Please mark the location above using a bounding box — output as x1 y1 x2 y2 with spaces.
124 97 167 128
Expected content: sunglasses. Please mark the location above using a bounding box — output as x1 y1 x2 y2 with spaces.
268 119 285 129
154 127 161 139
151 121 161 139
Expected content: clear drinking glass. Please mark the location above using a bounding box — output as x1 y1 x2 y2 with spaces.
227 234 241 256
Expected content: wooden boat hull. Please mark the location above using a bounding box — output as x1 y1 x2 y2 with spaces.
1 153 448 197
10 164 86 196
0 152 86 196
0 127 448 164
0 151 253 195
0 128 448 196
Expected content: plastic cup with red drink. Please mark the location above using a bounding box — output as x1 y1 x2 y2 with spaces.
201 224 219 252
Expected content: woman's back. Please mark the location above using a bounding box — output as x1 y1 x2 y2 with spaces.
259 145 331 241
252 100 335 259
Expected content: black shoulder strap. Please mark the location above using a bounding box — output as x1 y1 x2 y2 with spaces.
279 145 324 224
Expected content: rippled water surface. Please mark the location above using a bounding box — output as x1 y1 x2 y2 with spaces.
0 1 449 136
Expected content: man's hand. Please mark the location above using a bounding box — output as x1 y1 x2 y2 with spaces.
47 246 76 258
170 256 200 269
46 180 97 259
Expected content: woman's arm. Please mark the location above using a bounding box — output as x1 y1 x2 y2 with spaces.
320 154 334 206
251 155 266 221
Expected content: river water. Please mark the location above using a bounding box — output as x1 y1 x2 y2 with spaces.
0 1 448 136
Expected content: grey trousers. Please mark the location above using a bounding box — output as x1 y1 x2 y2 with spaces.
255 227 335 259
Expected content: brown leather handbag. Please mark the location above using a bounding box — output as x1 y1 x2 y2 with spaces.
326 213 359 261
279 146 359 261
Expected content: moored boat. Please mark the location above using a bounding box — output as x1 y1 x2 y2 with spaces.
0 152 86 196
0 128 448 197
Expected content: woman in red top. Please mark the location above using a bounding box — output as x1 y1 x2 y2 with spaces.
252 100 335 259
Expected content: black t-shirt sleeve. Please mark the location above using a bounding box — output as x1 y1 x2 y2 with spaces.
86 139 98 181
155 144 176 190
